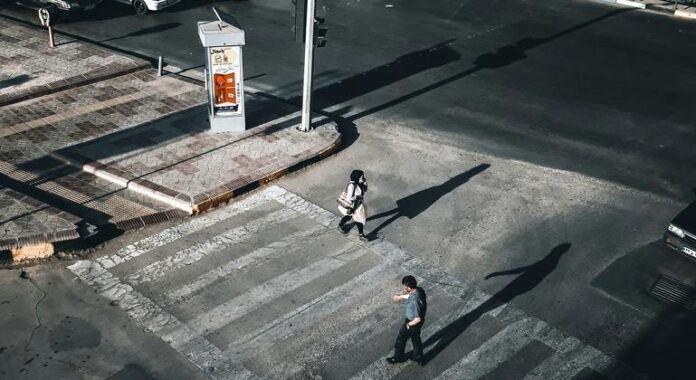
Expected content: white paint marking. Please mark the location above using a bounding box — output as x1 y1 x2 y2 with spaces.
187 245 364 334
435 318 541 379
125 208 298 286
223 261 390 361
97 191 270 269
68 260 256 379
165 225 325 304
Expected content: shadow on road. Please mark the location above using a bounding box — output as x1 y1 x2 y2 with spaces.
0 74 31 90
101 22 181 43
419 243 572 365
345 8 632 123
366 163 490 239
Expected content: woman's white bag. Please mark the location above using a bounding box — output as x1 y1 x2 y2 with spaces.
336 186 354 209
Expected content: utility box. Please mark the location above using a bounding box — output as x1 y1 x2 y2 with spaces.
198 9 246 133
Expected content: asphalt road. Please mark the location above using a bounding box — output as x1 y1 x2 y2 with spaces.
3 0 696 378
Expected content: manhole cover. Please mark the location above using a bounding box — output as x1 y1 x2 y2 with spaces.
648 275 696 309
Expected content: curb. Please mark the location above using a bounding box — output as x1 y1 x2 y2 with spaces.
0 229 80 252
596 0 696 19
675 8 696 18
616 0 646 8
195 125 343 215
0 123 342 261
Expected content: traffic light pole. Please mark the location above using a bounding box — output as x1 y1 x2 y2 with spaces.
298 0 316 132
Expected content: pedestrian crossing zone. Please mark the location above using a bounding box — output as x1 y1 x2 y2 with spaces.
68 186 643 379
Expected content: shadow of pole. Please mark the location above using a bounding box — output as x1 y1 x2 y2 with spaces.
420 243 572 365
347 8 632 123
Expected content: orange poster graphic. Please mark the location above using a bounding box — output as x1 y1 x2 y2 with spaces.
214 73 236 105
209 46 241 112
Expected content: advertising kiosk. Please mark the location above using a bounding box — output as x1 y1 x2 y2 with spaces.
198 9 246 133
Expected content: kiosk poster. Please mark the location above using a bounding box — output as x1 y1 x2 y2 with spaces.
210 46 241 112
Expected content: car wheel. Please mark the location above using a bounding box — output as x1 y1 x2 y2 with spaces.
133 0 148 16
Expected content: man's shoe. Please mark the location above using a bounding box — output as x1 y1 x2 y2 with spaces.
358 234 368 241
337 225 348 235
386 356 406 364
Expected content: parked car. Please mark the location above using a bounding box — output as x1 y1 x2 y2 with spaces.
111 0 180 16
665 202 696 261
14 0 102 12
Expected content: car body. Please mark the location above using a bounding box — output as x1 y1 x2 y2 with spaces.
14 0 102 11
111 0 181 15
665 202 696 261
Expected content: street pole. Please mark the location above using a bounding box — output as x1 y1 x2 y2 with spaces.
38 8 54 48
298 0 316 132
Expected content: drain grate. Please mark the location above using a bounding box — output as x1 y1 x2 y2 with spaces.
648 275 696 309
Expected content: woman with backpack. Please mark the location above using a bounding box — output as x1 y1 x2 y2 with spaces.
337 169 368 241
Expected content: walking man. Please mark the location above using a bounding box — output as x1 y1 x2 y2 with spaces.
387 275 427 365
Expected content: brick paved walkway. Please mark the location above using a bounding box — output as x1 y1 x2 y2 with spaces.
0 18 340 257
0 17 148 106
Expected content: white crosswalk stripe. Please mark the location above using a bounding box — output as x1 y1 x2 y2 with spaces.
186 245 364 335
68 185 644 380
164 225 326 305
96 192 270 269
125 208 298 286
223 262 391 361
435 318 540 379
261 276 400 378
68 259 257 380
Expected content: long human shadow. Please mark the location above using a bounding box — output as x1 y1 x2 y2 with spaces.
419 242 572 365
366 163 489 238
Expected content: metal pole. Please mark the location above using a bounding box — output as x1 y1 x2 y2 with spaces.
157 55 163 76
48 25 55 48
299 0 316 132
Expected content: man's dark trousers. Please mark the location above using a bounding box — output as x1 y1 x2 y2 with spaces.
394 319 423 361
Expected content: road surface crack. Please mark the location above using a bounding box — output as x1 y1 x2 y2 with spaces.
25 277 47 351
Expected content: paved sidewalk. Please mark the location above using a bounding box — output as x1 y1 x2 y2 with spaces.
0 20 341 259
0 17 149 107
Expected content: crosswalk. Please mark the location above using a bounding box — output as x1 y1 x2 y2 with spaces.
68 185 643 379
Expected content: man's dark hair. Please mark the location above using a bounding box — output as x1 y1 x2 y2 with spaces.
402 275 417 288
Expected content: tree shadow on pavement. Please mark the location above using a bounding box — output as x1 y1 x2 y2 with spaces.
100 22 181 43
366 163 490 239
0 74 31 90
419 243 572 365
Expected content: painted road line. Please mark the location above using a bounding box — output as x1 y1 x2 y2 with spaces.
349 296 493 380
125 207 298 286
223 261 391 361
435 318 540 379
164 225 326 304
97 191 270 269
68 260 256 379
266 185 341 228
263 279 401 378
267 186 641 379
522 318 643 380
187 245 364 335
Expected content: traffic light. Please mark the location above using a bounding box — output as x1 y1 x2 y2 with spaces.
313 17 327 48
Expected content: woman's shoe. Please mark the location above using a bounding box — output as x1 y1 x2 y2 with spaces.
359 234 368 241
337 225 348 235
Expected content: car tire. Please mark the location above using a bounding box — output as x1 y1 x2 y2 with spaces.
133 0 148 16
